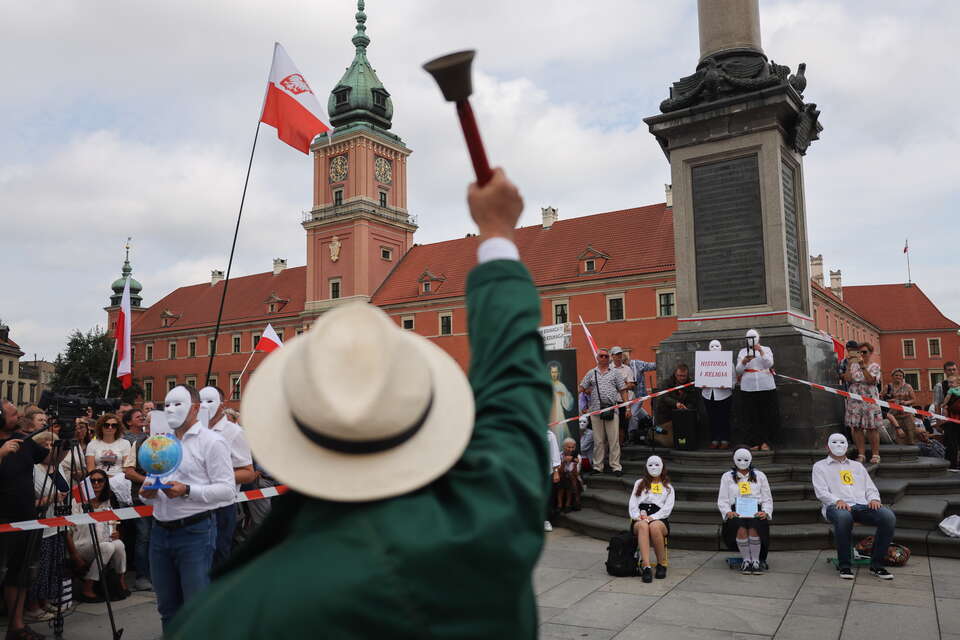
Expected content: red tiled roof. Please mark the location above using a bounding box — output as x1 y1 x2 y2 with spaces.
372 204 674 305
841 284 959 331
0 336 22 352
133 267 307 334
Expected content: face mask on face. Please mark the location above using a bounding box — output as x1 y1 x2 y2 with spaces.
199 387 222 421
646 455 663 477
746 329 760 348
733 448 752 470
828 434 848 458
164 387 193 430
709 340 722 352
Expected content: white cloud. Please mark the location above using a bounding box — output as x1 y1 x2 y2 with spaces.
2 0 958 360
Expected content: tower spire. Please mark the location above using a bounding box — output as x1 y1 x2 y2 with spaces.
111 237 143 307
352 0 369 54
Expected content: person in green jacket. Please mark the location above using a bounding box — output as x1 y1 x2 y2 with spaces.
170 168 552 639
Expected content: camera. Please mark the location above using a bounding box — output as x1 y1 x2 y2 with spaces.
38 387 120 425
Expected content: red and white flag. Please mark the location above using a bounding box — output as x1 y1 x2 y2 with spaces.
903 239 909 254
115 278 133 389
256 323 284 353
260 43 331 154
578 315 599 361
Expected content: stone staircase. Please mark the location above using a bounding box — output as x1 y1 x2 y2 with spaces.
556 444 960 557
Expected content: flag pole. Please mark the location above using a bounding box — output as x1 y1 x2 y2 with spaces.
104 332 117 399
205 121 262 386
905 238 912 285
234 350 258 398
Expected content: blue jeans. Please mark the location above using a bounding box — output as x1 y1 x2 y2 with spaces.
150 515 216 630
134 516 152 580
213 504 238 569
825 504 896 569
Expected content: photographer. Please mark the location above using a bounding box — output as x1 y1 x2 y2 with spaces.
579 349 629 477
842 342 884 463
0 400 53 640
735 329 780 450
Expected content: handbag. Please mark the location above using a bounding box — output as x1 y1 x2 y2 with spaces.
854 536 911 566
594 370 616 421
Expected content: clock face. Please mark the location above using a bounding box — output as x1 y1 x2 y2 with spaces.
329 155 348 183
374 156 392 184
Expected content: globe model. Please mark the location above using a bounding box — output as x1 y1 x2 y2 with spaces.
138 434 183 478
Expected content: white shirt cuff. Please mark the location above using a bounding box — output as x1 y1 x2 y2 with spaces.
477 237 519 264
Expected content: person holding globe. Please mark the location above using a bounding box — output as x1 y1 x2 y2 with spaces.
139 385 234 631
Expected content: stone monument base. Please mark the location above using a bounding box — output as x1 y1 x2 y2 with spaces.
656 324 842 448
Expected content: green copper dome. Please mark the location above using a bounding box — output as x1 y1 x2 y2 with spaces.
109 247 143 307
327 0 393 130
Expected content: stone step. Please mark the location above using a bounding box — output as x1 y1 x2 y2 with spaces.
887 496 950 530
555 506 960 557
876 457 952 478
582 489 824 525
621 461 794 484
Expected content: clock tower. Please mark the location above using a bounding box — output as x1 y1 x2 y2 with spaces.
303 0 417 316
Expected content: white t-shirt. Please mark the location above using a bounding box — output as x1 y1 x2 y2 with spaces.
86 438 134 477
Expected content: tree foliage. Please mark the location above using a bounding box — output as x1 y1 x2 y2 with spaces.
51 327 124 398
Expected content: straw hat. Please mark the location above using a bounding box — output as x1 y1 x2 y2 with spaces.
241 302 474 502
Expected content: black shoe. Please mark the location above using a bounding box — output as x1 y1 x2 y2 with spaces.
839 567 854 580
654 564 667 579
572 504 582 511
870 567 894 580
759 561 769 572
614 470 623 477
641 566 653 583
602 468 613 475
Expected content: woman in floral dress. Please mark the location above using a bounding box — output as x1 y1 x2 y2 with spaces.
843 342 884 463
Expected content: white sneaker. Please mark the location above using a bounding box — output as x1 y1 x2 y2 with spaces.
544 521 553 532
740 560 752 575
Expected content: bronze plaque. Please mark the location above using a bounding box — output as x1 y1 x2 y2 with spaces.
692 155 766 310
782 163 804 311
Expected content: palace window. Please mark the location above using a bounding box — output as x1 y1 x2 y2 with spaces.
553 302 568 325
902 339 916 358
232 335 241 353
930 371 945 391
607 295 625 322
439 313 453 336
904 371 920 391
402 316 415 330
230 375 241 401
334 189 344 206
381 247 393 261
168 342 177 360
185 376 197 389
209 337 216 355
334 88 350 105
188 340 197 358
928 338 942 358
379 192 387 208
143 380 153 402
330 278 342 300
658 291 676 317
422 281 431 293
166 378 177 392
584 259 595 273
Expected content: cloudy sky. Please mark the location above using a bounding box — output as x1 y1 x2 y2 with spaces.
2 0 958 360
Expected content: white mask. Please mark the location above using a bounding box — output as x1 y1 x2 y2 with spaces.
709 340 722 351
828 433 848 458
199 386 222 424
164 387 193 430
733 448 752 470
745 329 760 348
646 455 663 477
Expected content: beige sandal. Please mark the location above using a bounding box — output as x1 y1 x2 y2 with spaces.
870 455 881 464
856 455 866 463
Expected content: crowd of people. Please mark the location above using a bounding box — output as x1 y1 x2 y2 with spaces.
0 386 272 639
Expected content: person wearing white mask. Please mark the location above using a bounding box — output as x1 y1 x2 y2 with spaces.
199 386 256 568
703 339 735 449
139 385 235 631
628 455 674 583
812 434 896 580
735 329 779 450
718 448 773 574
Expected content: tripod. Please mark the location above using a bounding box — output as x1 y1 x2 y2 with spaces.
23 435 124 639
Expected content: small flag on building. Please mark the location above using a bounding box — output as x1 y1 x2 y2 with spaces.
116 277 133 389
260 43 331 154
256 324 284 353
578 315 599 361
903 239 909 254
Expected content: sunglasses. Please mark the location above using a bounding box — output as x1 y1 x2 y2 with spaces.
103 423 118 428
90 479 106 484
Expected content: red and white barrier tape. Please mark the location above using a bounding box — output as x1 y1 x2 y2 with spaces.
549 382 695 427
0 485 289 534
775 373 960 426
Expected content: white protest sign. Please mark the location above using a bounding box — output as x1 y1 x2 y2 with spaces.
539 323 570 350
695 351 733 388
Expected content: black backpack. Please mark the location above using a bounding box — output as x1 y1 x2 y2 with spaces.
605 530 638 577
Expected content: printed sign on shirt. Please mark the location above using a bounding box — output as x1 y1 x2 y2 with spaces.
840 470 854 485
738 481 752 495
651 483 663 495
694 351 733 388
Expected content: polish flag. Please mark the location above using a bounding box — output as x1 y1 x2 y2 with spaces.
578 315 600 361
256 323 283 353
903 239 909 254
260 43 331 154
116 278 133 389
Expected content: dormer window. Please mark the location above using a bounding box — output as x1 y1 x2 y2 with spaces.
334 88 350 106
423 281 431 293
577 246 610 276
585 259 595 272
160 309 181 328
372 89 388 108
264 292 289 314
418 268 446 295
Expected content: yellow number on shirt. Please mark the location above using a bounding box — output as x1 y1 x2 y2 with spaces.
839 470 854 485
738 481 752 495
650 483 663 495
